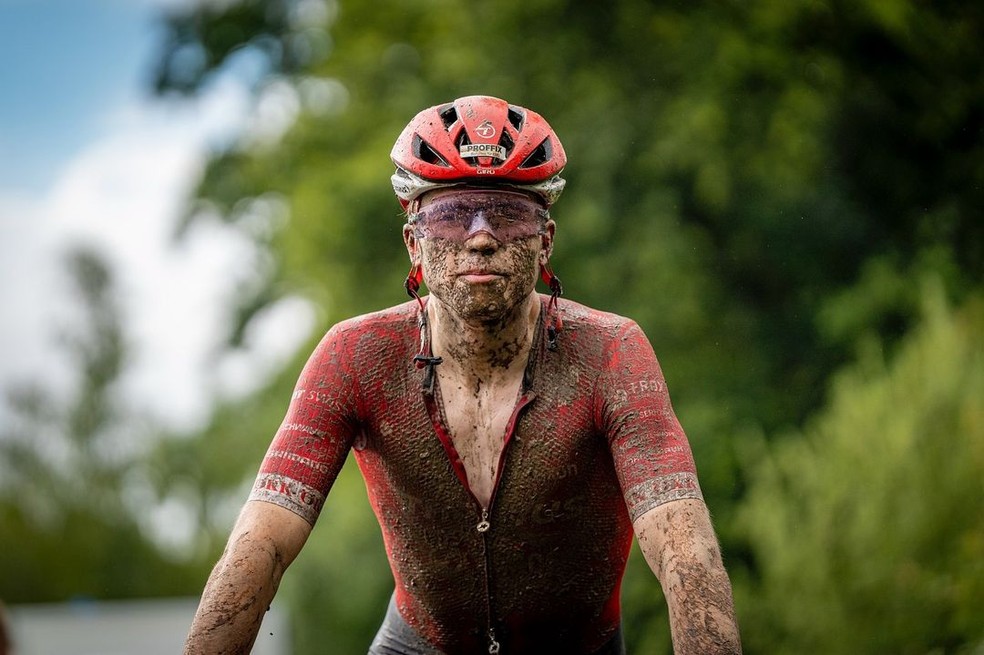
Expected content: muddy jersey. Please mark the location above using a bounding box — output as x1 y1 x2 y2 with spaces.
249 295 703 654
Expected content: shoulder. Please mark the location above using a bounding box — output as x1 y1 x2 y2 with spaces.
557 300 652 361
554 296 640 338
332 299 420 336
310 299 419 364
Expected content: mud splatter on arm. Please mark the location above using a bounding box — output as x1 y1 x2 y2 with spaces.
634 498 742 655
184 502 311 654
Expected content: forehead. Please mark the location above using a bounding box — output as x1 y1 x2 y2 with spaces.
418 187 542 208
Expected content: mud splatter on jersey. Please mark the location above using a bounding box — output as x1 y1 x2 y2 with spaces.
249 296 702 654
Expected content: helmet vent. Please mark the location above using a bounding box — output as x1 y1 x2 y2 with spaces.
455 130 473 163
413 134 450 167
507 106 525 132
498 130 514 155
519 138 552 168
439 105 458 131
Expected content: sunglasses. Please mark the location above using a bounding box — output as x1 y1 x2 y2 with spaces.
409 191 549 242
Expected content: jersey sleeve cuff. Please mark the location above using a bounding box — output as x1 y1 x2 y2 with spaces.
248 473 326 526
623 472 704 522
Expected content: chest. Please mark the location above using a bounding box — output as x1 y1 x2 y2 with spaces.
356 352 621 541
436 373 525 508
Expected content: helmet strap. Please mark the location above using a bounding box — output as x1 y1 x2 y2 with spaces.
404 263 442 391
404 262 424 304
539 262 563 351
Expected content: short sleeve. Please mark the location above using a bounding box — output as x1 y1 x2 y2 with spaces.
248 325 360 526
597 321 703 522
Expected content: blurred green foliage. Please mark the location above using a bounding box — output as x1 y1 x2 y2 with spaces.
1 0 981 653
735 283 984 654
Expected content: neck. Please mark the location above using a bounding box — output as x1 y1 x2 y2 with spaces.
427 292 541 381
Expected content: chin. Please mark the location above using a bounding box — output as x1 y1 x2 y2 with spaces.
457 298 511 324
442 285 511 322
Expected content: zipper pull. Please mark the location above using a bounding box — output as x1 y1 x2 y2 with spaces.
488 627 500 654
477 508 491 533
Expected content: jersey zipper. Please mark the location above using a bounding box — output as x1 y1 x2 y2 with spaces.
419 299 545 653
423 389 534 654
477 391 534 654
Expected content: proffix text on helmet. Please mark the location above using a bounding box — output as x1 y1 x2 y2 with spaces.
390 95 567 210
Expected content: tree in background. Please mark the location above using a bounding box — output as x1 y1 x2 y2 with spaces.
137 0 984 651
735 283 984 654
0 247 202 602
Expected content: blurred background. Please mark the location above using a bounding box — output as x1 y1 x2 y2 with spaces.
0 0 981 653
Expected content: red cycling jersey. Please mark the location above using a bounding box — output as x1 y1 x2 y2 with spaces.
249 295 703 654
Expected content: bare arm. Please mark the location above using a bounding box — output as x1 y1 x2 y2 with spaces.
634 498 742 655
184 501 312 654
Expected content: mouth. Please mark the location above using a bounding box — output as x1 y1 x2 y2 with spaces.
458 269 504 283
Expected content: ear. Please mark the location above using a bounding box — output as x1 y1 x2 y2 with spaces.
403 223 420 263
540 219 556 262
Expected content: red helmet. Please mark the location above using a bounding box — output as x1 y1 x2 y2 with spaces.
391 95 567 209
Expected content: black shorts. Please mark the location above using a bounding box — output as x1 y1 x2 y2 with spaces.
368 595 626 655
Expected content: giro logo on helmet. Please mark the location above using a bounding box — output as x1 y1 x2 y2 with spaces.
475 120 496 138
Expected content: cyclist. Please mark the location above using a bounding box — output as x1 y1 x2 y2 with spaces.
185 95 741 655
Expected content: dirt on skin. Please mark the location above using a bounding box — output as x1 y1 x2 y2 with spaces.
413 221 549 507
186 529 284 655
419 237 543 338
637 500 743 655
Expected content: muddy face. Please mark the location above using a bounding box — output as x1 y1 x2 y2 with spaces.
420 234 541 324
404 190 554 328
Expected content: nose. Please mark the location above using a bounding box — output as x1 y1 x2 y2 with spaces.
465 212 496 239
464 213 500 252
